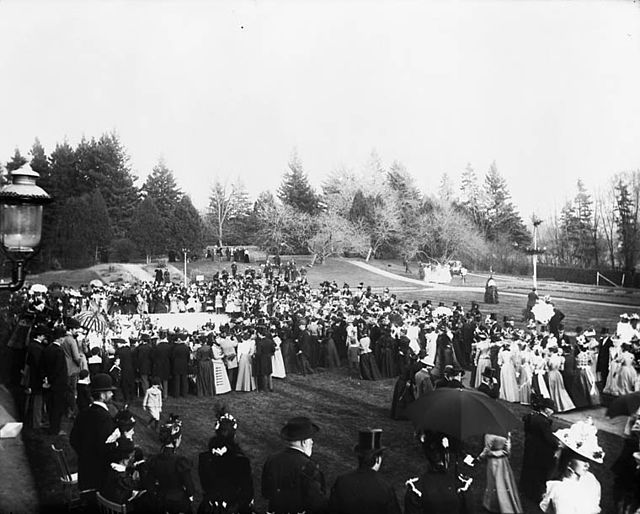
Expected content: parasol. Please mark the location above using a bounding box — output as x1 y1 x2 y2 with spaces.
532 301 554 324
405 388 519 439
74 308 108 333
89 279 104 288
606 391 640 418
433 306 453 318
29 284 48 294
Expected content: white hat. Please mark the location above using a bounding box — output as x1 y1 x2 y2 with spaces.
553 417 604 464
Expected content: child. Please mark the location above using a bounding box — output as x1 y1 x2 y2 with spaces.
76 369 92 411
143 377 162 431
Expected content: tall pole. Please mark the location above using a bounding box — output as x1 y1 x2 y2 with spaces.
532 224 538 289
183 248 188 287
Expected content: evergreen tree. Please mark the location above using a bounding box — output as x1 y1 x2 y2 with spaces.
481 162 530 246
84 190 113 263
6 148 28 172
168 196 204 254
75 132 139 238
278 152 320 214
142 159 183 220
614 175 640 271
438 172 455 203
129 196 164 263
459 163 484 230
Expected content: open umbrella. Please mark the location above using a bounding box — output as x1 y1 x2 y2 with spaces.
89 279 104 288
606 391 640 418
29 284 48 294
74 309 108 333
405 388 519 440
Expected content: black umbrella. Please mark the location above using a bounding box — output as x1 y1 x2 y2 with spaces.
606 391 640 418
405 388 519 440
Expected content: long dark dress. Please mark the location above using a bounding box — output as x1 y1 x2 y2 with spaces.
519 411 557 502
390 362 419 420
198 442 254 514
360 351 382 380
378 335 397 378
196 344 215 397
144 447 195 514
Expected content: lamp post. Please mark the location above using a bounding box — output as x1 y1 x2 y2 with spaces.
525 217 545 289
182 247 188 287
0 164 51 291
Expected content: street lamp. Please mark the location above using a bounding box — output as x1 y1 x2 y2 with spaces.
0 163 51 291
182 247 188 287
524 216 545 289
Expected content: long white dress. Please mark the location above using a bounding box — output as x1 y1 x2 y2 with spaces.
271 336 286 379
235 339 256 392
211 343 231 394
499 347 520 403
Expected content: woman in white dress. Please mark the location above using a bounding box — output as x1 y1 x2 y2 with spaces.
518 342 533 405
211 341 231 394
540 418 603 514
603 337 623 396
499 342 520 403
546 348 575 413
474 337 493 388
271 329 286 379
235 333 256 392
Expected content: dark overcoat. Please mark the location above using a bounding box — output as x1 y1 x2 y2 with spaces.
519 411 557 501
330 468 401 514
41 342 68 391
152 341 172 380
171 342 191 375
262 448 327 514
134 342 153 375
253 337 276 377
69 403 115 490
198 444 254 513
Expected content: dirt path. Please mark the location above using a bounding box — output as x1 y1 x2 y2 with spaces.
118 263 155 282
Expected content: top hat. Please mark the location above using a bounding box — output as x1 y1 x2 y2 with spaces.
481 367 494 379
354 428 385 456
280 417 319 441
91 373 117 392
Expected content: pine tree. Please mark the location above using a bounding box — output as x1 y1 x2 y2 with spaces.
438 172 455 203
142 159 183 220
459 163 484 230
129 196 164 263
168 196 204 254
614 176 640 271
481 162 530 246
6 148 28 172
278 152 320 214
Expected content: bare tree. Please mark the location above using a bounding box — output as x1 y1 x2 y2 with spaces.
307 212 369 263
596 183 618 268
206 178 249 246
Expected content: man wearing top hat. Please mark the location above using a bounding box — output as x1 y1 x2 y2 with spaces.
477 367 499 399
329 429 401 514
262 416 327 513
70 373 117 491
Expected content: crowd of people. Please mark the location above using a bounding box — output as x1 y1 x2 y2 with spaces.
2 262 640 513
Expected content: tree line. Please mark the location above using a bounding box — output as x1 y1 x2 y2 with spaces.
2 133 638 273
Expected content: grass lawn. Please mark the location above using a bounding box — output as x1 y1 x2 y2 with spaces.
28 368 623 514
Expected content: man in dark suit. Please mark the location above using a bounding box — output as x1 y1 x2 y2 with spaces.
115 339 135 403
519 397 558 502
262 417 327 514
477 367 499 398
41 325 69 435
254 328 276 391
134 333 153 396
152 331 172 399
69 373 116 491
171 332 191 397
330 429 401 514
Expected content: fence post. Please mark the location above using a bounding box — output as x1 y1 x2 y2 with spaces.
596 272 599 286
622 273 626 287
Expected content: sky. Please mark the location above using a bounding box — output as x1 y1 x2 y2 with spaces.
1 0 639 222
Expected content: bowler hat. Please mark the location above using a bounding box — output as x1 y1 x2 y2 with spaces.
91 373 117 392
354 428 385 456
280 417 319 441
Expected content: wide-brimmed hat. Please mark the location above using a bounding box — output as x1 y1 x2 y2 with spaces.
114 407 136 432
354 428 385 456
444 364 464 377
91 373 117 392
553 418 604 464
280 417 319 441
